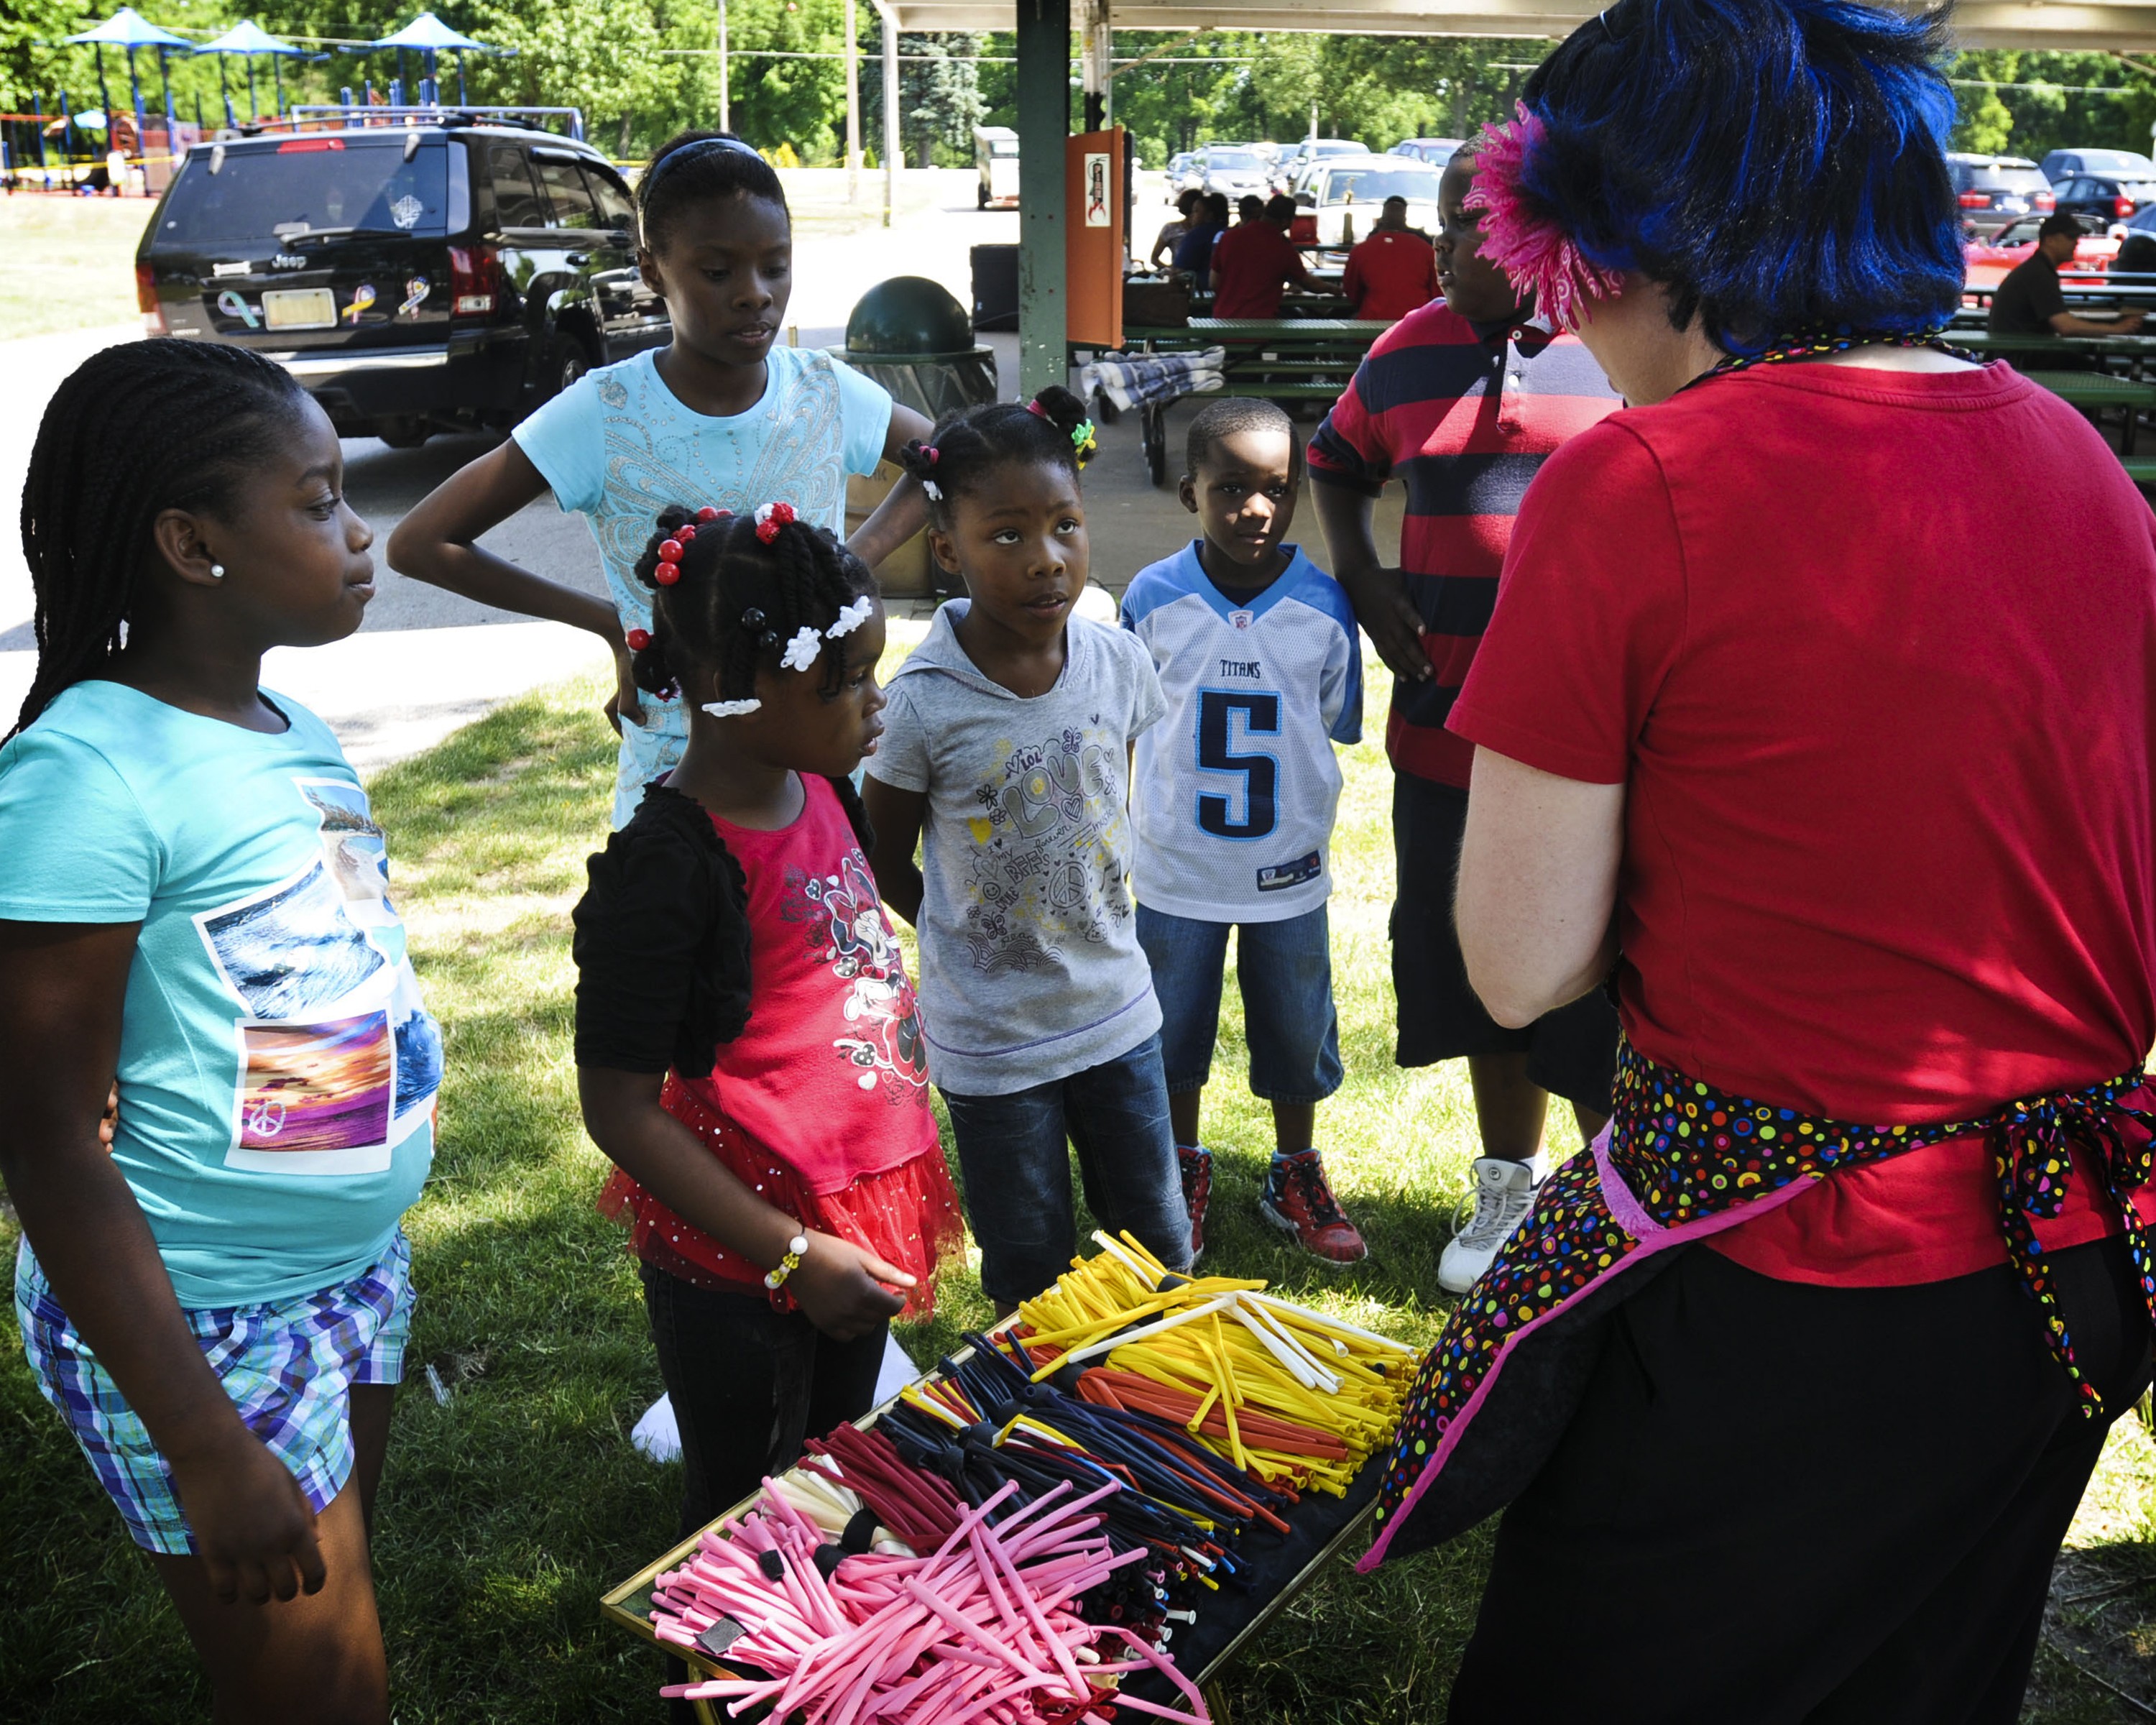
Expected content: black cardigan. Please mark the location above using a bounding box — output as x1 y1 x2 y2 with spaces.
570 776 875 1078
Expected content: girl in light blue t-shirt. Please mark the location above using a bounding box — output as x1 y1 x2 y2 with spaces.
390 129 934 827
0 341 438 1721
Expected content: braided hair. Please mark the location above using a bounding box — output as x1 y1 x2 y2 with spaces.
892 385 1097 526
627 504 875 708
14 339 310 739
638 129 788 255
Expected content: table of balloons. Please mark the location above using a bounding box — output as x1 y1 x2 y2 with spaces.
607 1233 1417 1724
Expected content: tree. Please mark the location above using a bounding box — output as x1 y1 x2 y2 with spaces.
859 29 987 168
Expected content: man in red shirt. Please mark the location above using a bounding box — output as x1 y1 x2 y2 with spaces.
1342 197 1440 323
1310 140 1623 1298
1210 194 1322 319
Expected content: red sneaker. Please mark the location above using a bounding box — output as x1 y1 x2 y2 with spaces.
1259 1149 1367 1265
1177 1144 1213 1264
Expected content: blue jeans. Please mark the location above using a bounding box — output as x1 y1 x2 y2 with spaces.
941 1031 1192 1305
1136 903 1343 1103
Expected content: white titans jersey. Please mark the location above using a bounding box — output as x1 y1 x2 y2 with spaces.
1121 541 1363 922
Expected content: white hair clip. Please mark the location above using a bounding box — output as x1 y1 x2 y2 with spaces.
701 698 763 718
779 627 823 673
921 479 944 502
825 597 876 640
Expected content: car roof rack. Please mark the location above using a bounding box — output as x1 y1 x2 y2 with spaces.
286 104 587 142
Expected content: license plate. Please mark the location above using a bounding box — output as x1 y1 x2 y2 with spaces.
262 288 337 331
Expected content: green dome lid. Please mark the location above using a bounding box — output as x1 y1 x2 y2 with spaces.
847 276 975 356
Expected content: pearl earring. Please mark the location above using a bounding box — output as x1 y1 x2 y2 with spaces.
208 563 226 580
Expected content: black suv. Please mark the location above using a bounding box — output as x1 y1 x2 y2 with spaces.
136 111 668 447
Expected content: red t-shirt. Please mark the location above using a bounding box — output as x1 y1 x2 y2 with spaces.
1210 221 1309 319
1449 360 2156 1284
1342 229 1439 323
604 777 950 1300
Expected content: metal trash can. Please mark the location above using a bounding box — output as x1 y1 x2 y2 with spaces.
840 277 999 597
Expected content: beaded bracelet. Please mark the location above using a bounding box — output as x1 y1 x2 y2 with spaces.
764 1230 808 1292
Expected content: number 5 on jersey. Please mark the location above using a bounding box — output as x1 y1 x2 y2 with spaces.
1197 689 1281 840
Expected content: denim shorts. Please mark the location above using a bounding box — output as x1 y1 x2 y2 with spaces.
16 1230 413 1555
941 1031 1192 1306
1136 902 1344 1104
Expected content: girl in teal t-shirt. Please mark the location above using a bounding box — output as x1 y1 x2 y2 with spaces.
0 341 434 1721
387 129 935 827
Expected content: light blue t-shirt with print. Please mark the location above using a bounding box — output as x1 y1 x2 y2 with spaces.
513 344 895 827
0 683 440 1309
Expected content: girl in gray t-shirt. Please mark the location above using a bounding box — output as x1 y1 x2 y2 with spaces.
864 390 1194 1314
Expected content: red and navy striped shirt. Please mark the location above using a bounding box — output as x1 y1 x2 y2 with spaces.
1309 300 1621 788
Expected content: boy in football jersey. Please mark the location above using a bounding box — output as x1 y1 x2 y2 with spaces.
1122 398 1366 1264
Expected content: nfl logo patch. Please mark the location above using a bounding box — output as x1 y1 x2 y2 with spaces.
1229 609 1254 630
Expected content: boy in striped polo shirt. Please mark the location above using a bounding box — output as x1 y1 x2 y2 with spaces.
1308 140 1624 1295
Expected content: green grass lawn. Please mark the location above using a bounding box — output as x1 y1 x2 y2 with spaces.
1 634 2150 1721
0 193 152 339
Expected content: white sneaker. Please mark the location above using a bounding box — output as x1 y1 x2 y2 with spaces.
1437 1156 1543 1294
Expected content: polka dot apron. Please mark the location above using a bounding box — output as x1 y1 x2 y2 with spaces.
1359 1040 2156 1570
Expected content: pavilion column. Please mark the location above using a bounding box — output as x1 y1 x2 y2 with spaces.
845 0 862 203
1016 0 1070 399
1081 0 1110 132
874 0 898 228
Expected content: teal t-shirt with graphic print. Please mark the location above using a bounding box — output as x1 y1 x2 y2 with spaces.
512 344 894 826
0 682 439 1309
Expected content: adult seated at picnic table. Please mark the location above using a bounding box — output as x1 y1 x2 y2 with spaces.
1148 188 1204 272
1172 192 1231 295
1989 211 2148 336
1210 193 1340 320
1342 197 1441 323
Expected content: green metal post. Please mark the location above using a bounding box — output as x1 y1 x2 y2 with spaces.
1015 0 1070 400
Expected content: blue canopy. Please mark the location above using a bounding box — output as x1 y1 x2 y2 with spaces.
200 21 305 55
370 12 503 52
65 8 193 50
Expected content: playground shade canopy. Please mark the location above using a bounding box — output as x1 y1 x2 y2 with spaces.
200 22 304 56
371 12 505 52
65 7 193 49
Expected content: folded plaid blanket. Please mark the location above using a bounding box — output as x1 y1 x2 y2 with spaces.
1079 346 1227 415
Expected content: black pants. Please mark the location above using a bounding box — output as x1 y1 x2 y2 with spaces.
1450 1236 2154 1724
640 1261 888 1537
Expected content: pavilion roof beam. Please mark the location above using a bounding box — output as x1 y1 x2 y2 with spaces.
877 0 2156 47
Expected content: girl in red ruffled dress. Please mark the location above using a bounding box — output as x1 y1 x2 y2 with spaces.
572 499 960 1537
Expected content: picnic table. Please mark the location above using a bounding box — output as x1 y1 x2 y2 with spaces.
1944 327 2156 461
1102 318 1393 484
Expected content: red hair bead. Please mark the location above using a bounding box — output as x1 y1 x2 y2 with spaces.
676 525 696 543
696 505 720 522
658 538 684 562
626 628 652 650
655 561 681 586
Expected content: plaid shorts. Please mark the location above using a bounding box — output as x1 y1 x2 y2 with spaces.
14 1230 414 1555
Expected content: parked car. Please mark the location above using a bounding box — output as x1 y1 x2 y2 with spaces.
1167 150 1203 194
1388 138 1464 167
138 111 665 448
975 124 1019 208
1273 137 1369 193
2106 199 2156 252
2039 147 2156 185
1199 145 1272 201
1963 212 2115 290
1944 153 2055 236
1289 156 1444 249
2050 170 2156 226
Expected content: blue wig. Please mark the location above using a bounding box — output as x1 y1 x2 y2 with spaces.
1519 0 1964 351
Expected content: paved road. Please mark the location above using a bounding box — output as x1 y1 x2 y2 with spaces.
0 168 1396 770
